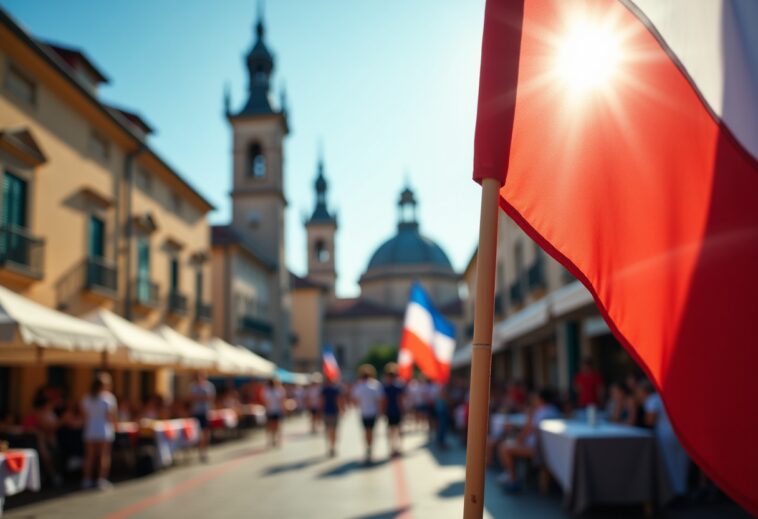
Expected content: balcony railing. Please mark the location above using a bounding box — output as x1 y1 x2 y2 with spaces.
168 291 188 315
133 277 160 308
0 225 44 278
238 314 273 337
84 256 117 295
195 301 212 322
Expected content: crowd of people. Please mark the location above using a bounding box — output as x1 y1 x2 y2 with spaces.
0 357 696 504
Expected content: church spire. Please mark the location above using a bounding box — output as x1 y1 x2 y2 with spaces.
398 182 418 228
234 1 275 117
309 149 336 224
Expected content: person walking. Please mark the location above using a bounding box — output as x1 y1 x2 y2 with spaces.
307 374 324 434
351 364 384 464
189 370 215 463
81 372 117 490
382 363 405 457
320 378 344 457
263 377 287 447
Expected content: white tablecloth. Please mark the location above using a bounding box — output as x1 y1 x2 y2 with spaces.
0 449 40 516
154 419 200 468
540 419 652 490
539 419 672 514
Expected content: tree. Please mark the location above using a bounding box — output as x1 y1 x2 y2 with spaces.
358 344 398 377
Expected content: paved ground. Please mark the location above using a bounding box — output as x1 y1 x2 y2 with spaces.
4 412 750 519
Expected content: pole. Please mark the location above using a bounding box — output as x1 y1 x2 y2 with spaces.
463 177 500 518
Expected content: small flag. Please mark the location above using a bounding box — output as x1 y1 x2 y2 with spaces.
399 283 455 384
322 345 341 382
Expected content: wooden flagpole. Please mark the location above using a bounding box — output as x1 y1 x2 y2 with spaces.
463 177 500 518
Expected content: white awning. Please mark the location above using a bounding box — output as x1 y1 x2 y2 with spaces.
208 338 275 377
238 345 276 378
492 297 551 353
85 309 178 366
550 280 594 317
158 326 217 369
0 285 115 354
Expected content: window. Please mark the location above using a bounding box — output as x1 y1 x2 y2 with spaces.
89 131 110 162
169 256 179 292
88 215 105 258
2 171 28 229
315 239 329 263
136 235 151 301
248 143 266 178
195 269 203 305
5 65 36 105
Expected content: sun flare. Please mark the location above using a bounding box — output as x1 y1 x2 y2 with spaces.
553 17 623 95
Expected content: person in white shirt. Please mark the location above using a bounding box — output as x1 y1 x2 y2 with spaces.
81 372 117 490
351 364 384 464
263 377 287 447
188 371 216 463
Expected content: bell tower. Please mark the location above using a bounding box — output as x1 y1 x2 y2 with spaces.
226 6 291 365
305 154 337 296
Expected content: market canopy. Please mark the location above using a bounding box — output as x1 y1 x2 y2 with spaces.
0 285 116 364
158 326 216 369
208 338 276 377
85 309 178 366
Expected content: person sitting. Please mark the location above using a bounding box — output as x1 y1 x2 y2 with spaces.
57 400 85 472
22 391 62 486
606 381 638 425
496 388 561 492
573 357 604 408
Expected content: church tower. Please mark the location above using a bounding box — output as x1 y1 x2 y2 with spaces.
226 8 291 365
305 154 337 297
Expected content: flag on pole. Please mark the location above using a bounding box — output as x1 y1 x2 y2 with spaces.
399 283 455 384
322 345 341 382
474 0 758 513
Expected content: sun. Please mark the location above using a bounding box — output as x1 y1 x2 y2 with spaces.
553 16 623 96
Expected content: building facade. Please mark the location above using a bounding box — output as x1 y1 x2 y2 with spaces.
0 8 214 414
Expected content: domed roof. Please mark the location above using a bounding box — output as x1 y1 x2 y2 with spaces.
367 223 453 270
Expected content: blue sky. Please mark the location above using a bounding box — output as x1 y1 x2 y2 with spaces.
2 0 486 296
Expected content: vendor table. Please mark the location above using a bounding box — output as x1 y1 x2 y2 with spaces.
209 409 239 430
539 419 673 515
0 449 40 516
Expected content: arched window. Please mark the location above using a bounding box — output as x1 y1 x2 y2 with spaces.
248 143 266 178
315 239 329 263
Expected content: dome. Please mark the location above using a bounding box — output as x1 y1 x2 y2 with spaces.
367 222 453 270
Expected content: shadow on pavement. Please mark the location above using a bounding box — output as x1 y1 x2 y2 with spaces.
437 480 465 499
350 506 411 519
263 456 325 476
317 458 390 478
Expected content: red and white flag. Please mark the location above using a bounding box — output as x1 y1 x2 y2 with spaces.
474 0 758 513
322 345 341 383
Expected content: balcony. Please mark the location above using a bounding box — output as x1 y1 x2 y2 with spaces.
84 256 117 298
194 301 212 323
133 277 160 310
527 260 546 291
168 291 188 315
238 314 273 338
509 281 523 307
0 225 44 280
